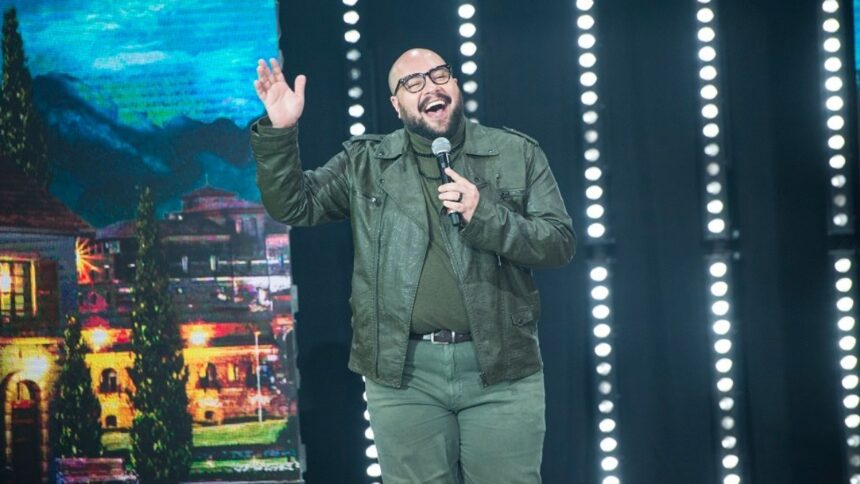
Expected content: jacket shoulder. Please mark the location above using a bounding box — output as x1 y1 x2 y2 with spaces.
348 133 386 142
501 126 539 146
341 133 387 151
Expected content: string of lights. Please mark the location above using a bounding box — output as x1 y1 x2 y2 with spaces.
819 0 854 235
703 253 744 484
693 2 747 483
573 1 623 483
818 1 860 482
456 2 484 122
342 0 370 138
339 1 380 480
832 252 860 483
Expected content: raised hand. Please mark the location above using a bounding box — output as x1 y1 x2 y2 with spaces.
254 58 306 128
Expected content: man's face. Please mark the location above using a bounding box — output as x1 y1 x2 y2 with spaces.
390 53 463 141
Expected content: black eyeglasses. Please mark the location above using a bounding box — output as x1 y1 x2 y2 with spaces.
394 64 452 94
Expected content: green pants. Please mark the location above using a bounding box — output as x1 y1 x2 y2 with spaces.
365 340 546 484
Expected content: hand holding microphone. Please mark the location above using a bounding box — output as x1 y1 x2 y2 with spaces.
432 137 480 225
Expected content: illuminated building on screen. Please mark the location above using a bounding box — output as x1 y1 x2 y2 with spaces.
1 155 297 481
0 155 94 482
82 185 295 430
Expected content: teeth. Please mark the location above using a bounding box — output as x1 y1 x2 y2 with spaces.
425 100 445 112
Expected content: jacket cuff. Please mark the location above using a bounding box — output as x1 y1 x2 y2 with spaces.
459 189 497 246
250 117 298 152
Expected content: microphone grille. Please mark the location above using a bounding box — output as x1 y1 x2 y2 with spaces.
431 137 451 155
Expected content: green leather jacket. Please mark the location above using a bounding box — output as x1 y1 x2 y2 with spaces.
251 119 575 387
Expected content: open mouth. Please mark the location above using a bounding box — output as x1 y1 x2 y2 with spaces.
420 96 451 120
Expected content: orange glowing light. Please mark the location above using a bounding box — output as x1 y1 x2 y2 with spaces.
189 326 211 346
88 328 111 351
75 238 99 284
23 355 49 380
0 264 10 293
198 396 221 407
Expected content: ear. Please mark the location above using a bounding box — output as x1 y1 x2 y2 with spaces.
389 95 401 119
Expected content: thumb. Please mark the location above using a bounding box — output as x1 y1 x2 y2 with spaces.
294 75 307 99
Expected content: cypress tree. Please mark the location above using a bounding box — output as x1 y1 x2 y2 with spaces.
54 314 103 458
128 187 192 482
0 7 50 189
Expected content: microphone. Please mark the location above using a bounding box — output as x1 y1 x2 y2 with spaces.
431 137 462 227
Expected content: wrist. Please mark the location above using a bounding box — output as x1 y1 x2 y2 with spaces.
271 120 296 129
261 116 296 129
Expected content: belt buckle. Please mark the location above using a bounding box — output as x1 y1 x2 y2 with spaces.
430 330 453 345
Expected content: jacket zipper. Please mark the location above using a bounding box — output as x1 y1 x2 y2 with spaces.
373 197 385 378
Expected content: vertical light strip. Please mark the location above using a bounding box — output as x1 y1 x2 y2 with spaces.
704 254 744 484
361 382 381 482
342 0 370 137
694 2 747 483
832 252 860 483
694 0 731 241
574 0 610 244
822 2 859 481
821 0 854 234
588 261 622 484
456 2 484 121
574 2 622 483
342 2 379 479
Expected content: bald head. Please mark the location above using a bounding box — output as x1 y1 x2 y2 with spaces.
388 48 447 94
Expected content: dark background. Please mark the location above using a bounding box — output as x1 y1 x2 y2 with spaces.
276 1 847 483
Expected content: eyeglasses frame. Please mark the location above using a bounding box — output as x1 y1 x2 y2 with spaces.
393 64 453 95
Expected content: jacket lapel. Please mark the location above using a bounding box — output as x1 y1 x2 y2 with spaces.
374 130 428 234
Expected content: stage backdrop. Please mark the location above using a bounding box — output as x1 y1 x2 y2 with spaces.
0 0 303 482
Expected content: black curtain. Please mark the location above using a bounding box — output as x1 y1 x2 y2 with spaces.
276 0 846 482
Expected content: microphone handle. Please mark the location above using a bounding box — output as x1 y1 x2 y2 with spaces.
435 152 462 227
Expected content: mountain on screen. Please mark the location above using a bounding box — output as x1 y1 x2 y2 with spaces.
33 73 262 227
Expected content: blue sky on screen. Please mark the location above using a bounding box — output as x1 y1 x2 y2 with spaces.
0 0 277 127
855 1 860 84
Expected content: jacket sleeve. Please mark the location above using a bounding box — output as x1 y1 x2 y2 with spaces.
458 142 576 268
251 118 350 226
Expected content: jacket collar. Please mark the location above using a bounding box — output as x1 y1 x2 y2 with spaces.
462 121 499 157
370 121 498 234
373 130 426 233
372 120 498 161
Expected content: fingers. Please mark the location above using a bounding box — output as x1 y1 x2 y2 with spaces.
438 190 462 202
255 59 308 106
253 79 266 99
256 58 292 88
270 58 286 83
442 200 465 212
294 74 307 99
436 168 480 223
444 167 467 183
257 58 274 84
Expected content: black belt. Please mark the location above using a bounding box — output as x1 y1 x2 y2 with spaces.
410 329 472 344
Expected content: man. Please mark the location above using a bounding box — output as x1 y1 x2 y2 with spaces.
251 48 574 483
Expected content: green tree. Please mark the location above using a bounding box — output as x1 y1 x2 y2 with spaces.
0 7 50 189
54 314 103 457
128 187 192 482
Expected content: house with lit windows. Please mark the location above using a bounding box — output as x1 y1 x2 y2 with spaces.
0 155 94 483
80 185 296 431
1 156 299 481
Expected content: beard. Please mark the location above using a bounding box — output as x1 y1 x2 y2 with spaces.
401 95 465 141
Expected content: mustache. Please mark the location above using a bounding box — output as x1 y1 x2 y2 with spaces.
419 93 452 111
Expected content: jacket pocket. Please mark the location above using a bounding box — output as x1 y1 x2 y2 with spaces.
511 306 536 327
353 189 383 206
499 188 527 214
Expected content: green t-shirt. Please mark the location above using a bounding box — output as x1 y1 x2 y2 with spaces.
406 123 470 334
